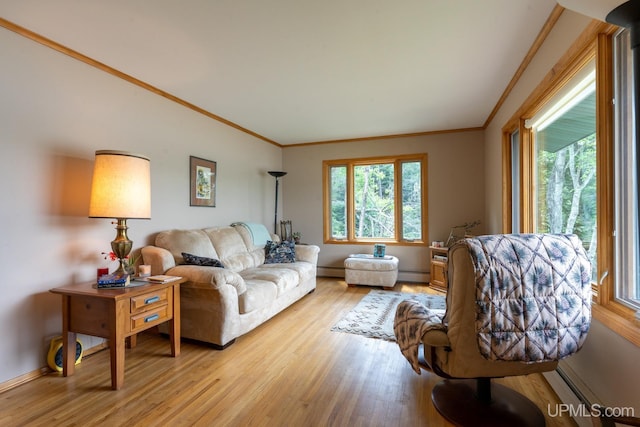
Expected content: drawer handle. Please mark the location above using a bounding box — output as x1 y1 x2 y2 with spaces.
144 314 160 323
144 296 160 305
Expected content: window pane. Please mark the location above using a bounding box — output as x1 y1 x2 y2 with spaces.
402 161 422 240
354 163 394 238
533 70 597 281
329 165 347 239
613 28 640 309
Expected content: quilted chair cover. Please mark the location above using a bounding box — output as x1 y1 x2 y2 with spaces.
466 234 592 362
395 233 592 379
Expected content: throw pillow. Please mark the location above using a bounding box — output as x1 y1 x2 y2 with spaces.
264 240 296 264
182 252 225 268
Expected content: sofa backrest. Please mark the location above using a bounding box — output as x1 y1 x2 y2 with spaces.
154 225 273 272
155 229 219 265
204 226 261 272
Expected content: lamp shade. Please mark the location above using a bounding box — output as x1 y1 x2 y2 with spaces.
557 0 627 21
89 150 151 219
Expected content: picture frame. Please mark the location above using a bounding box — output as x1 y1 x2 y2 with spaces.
190 156 216 207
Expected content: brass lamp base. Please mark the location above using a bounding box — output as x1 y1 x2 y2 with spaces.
110 218 132 275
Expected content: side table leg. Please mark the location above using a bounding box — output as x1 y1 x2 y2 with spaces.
61 295 76 377
170 283 181 357
109 303 126 390
126 334 137 349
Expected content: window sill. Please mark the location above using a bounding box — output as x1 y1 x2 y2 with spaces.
323 239 427 246
592 301 640 347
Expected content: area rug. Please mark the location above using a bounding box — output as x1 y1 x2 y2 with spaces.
331 290 446 341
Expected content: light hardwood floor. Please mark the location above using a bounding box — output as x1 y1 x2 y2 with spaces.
1 278 576 426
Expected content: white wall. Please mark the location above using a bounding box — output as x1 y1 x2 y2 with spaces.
0 26 283 384
484 10 640 414
283 131 485 281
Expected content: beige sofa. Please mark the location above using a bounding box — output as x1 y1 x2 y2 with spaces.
141 223 320 349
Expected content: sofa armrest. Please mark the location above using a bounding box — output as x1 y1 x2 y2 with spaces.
295 244 320 265
141 245 176 275
166 265 247 295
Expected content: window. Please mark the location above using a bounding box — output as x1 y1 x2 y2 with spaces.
323 154 427 244
502 24 640 345
527 63 597 280
613 28 640 312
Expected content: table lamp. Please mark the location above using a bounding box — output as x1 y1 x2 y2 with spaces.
89 150 151 275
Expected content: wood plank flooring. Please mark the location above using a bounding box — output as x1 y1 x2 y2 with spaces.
0 278 576 426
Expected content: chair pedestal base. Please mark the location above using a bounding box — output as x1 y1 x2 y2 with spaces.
432 379 545 427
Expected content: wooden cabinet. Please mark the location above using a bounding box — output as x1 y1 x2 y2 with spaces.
429 246 448 291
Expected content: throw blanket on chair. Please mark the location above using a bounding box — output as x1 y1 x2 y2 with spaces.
463 234 592 363
394 300 446 374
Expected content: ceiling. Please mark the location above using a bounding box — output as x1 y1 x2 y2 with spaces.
0 0 564 145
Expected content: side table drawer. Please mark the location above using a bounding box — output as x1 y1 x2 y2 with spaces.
131 288 169 314
131 305 169 332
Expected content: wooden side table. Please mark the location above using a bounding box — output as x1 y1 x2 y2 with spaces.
429 246 449 291
50 278 185 390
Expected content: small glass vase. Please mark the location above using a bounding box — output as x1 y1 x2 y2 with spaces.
122 262 136 276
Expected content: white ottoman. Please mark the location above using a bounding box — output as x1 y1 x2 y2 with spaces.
344 254 399 289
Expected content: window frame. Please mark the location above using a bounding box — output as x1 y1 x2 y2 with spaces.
322 153 428 246
502 23 640 346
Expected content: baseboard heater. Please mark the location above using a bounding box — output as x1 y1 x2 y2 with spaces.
546 365 639 427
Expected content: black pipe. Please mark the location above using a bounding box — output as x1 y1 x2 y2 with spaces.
268 171 287 234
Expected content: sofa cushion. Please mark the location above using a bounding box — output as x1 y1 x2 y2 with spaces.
156 229 218 265
239 280 278 314
264 240 296 264
260 262 316 283
182 252 225 268
240 267 299 296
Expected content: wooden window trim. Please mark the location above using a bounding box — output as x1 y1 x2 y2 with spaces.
501 129 514 233
322 153 428 246
501 21 640 346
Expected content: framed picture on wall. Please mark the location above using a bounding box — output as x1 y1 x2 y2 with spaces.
190 156 216 207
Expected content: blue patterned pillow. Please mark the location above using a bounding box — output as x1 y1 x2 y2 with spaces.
264 240 296 264
182 252 225 268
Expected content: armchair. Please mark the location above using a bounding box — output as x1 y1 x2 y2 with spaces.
394 234 592 427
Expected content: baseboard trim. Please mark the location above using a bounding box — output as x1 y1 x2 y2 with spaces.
0 341 109 395
0 366 50 395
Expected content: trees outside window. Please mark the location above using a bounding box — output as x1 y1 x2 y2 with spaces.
354 163 395 239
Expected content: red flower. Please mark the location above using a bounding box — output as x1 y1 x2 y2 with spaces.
102 251 119 261
102 251 136 264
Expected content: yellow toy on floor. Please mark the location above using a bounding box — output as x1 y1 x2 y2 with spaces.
47 336 83 372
